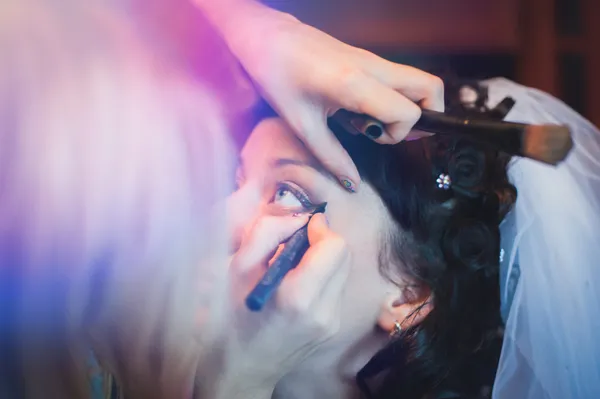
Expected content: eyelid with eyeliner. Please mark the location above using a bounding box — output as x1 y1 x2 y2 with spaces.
274 181 315 209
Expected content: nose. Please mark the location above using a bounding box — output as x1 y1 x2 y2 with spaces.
226 185 261 254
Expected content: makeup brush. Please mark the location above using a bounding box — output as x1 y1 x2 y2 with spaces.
245 203 327 312
330 108 574 166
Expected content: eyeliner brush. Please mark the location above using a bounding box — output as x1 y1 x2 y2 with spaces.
245 203 327 312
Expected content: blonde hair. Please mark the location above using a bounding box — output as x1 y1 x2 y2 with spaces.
0 1 232 397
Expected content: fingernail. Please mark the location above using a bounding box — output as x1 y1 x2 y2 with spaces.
350 118 384 140
340 178 357 193
291 212 311 221
365 125 384 140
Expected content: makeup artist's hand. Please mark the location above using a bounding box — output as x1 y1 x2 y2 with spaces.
195 0 444 192
198 213 350 399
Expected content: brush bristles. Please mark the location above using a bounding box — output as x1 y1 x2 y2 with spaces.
521 124 573 165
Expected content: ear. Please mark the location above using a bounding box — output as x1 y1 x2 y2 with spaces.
377 286 432 334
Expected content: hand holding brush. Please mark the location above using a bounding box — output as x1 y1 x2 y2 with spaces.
330 106 574 166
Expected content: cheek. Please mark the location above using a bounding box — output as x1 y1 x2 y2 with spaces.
344 223 389 313
326 197 391 327
326 190 387 280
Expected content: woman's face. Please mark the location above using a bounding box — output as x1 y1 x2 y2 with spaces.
228 118 402 357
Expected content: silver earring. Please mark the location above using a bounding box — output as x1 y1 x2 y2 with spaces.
390 320 402 337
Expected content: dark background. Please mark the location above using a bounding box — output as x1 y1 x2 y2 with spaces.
263 0 599 126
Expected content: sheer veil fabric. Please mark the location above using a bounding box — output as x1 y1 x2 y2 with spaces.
484 78 600 398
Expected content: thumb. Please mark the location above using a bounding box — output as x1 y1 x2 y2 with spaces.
306 213 331 244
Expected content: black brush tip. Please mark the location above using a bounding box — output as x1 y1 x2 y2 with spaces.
311 202 327 215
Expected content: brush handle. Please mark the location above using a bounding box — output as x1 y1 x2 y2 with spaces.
416 109 525 156
245 225 310 311
330 109 526 156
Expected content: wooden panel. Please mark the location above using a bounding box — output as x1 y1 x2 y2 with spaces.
264 0 520 51
582 0 600 127
516 0 558 96
558 37 586 53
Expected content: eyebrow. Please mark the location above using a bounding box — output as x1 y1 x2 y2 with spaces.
272 158 333 180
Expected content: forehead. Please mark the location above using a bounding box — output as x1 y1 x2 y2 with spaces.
241 118 317 169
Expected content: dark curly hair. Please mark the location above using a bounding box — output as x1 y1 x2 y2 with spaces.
329 80 517 399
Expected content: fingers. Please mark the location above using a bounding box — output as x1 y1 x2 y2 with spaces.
231 215 309 275
360 56 445 112
306 213 330 244
337 73 422 144
278 214 350 311
291 113 361 192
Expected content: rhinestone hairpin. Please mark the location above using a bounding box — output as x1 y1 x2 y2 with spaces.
436 173 451 190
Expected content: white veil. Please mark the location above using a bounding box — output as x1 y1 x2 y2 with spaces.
481 78 600 398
